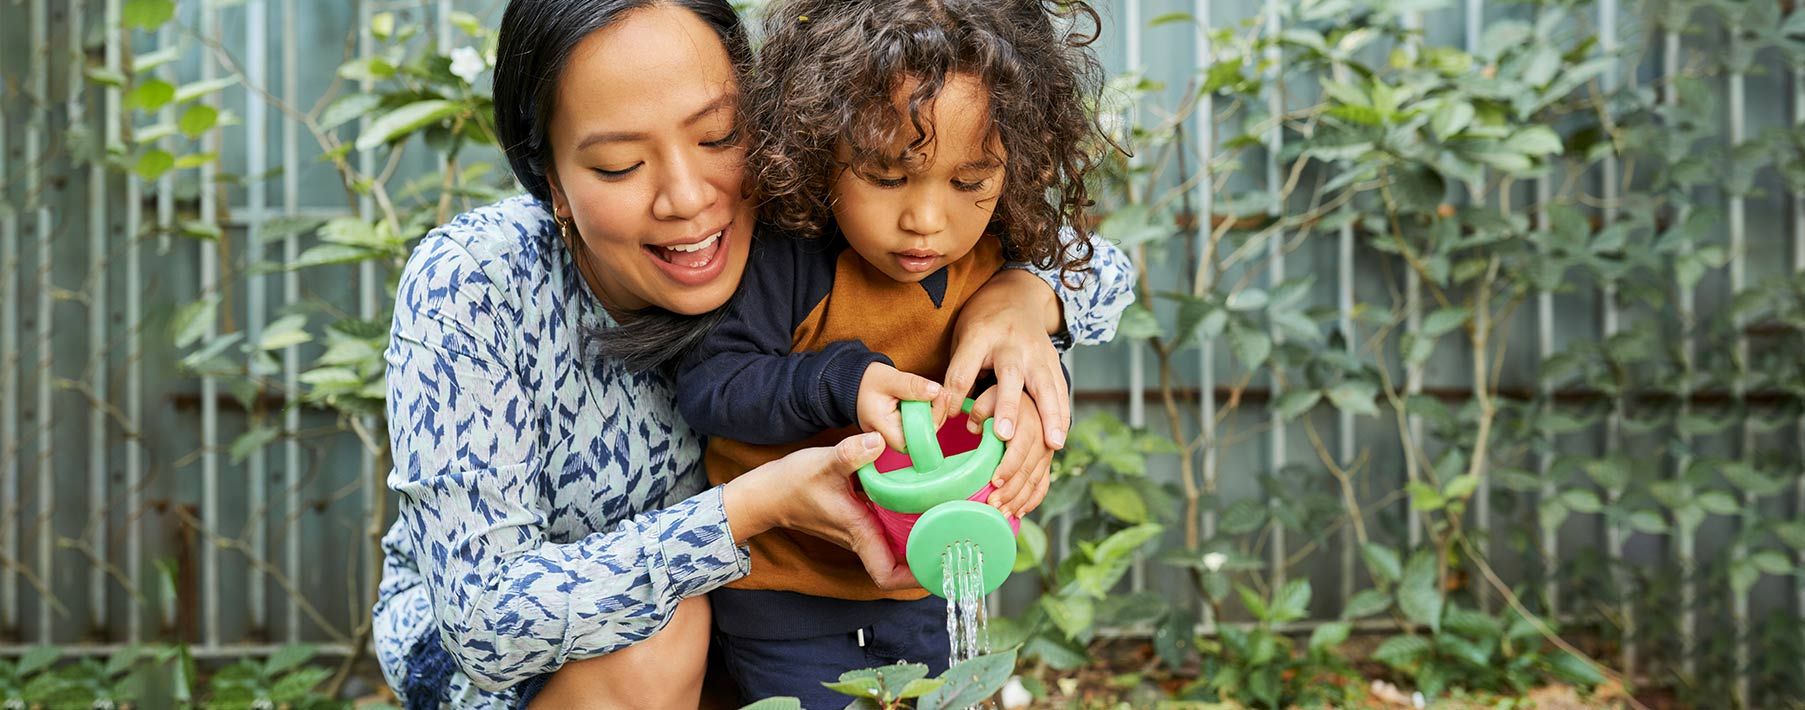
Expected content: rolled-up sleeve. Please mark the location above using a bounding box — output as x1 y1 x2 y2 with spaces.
1005 228 1137 347
385 235 749 692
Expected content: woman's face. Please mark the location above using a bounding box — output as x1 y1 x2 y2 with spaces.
544 4 755 315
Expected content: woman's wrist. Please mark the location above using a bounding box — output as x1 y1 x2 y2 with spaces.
721 467 787 544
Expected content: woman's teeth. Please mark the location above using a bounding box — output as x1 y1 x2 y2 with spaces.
665 231 720 253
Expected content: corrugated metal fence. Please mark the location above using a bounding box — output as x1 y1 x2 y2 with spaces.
0 0 1800 702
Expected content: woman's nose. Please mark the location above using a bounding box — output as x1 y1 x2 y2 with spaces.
651 150 718 221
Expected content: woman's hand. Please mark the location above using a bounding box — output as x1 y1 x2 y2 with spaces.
974 385 1053 519
947 269 1070 451
722 432 916 590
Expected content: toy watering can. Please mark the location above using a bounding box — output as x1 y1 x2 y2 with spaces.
857 399 1018 598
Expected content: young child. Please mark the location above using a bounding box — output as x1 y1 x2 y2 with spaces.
673 0 1108 704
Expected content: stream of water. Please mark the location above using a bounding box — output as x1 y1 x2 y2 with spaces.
941 540 990 670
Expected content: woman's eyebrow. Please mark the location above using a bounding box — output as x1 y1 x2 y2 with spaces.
575 94 735 150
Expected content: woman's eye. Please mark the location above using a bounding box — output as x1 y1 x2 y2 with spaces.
592 164 640 179
702 128 741 148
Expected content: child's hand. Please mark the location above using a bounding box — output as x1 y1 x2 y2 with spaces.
971 384 1053 518
857 363 955 455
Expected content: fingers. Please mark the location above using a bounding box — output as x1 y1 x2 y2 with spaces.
831 431 886 472
869 366 942 403
1025 360 1070 450
867 412 908 457
942 345 985 414
1012 456 1053 517
990 363 1025 441
845 517 917 590
968 386 998 435
987 439 1036 518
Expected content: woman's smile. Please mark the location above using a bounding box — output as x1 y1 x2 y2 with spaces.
645 219 734 286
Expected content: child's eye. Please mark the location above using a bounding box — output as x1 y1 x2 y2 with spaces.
593 164 641 179
702 128 741 148
865 174 906 188
952 179 990 192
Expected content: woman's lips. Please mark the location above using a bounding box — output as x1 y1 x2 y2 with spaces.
646 223 730 286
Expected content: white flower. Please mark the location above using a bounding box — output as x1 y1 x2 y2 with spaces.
1000 676 1033 709
1412 691 1426 708
450 46 486 85
1202 551 1228 572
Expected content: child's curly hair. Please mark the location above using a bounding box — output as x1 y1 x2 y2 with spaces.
743 0 1107 282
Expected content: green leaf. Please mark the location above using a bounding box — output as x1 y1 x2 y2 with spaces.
176 104 219 138
1511 126 1563 156
370 11 397 40
229 426 280 466
356 100 463 151
123 0 177 30
1226 288 1269 311
1343 588 1392 620
293 244 378 269
263 644 316 677
173 152 218 169
821 673 883 699
1013 517 1047 573
1560 489 1604 514
1627 509 1669 534
1421 307 1470 337
1271 579 1312 623
133 149 175 180
896 678 946 699
1751 549 1794 576
124 78 176 112
173 77 239 104
171 293 222 349
17 647 58 677
1697 490 1741 516
1431 100 1475 140
1361 543 1402 584
320 93 387 132
918 649 1016 710
269 666 333 703
737 699 802 710
1041 594 1093 640
1274 389 1322 421
1091 481 1148 524
258 314 311 351
1722 462 1787 497
1372 635 1432 670
1546 650 1606 687
1221 499 1268 535
1442 474 1480 500
1148 11 1193 26
1325 381 1379 417
1398 552 1443 633
1309 621 1351 652
1116 304 1161 341
1226 324 1272 368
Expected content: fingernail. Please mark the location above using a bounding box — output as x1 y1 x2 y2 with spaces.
992 477 1004 487
861 433 883 449
996 419 1014 438
968 419 980 434
1049 428 1066 447
926 383 941 397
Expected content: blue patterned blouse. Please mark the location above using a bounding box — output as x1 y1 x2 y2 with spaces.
370 195 1136 708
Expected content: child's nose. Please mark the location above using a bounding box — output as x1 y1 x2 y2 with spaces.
898 193 946 236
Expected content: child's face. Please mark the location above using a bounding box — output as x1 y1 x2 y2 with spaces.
830 73 1005 283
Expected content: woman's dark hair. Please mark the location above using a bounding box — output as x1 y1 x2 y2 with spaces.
744 0 1107 284
493 0 750 371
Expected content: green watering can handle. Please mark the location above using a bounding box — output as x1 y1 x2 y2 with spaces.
857 398 1004 514
898 400 943 472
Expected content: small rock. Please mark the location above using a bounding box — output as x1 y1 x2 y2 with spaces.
1000 676 1032 709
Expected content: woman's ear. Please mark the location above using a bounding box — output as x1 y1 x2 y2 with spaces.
546 168 572 220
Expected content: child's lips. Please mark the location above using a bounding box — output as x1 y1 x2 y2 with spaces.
893 250 941 273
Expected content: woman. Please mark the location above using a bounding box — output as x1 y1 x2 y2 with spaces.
370 1 1135 708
